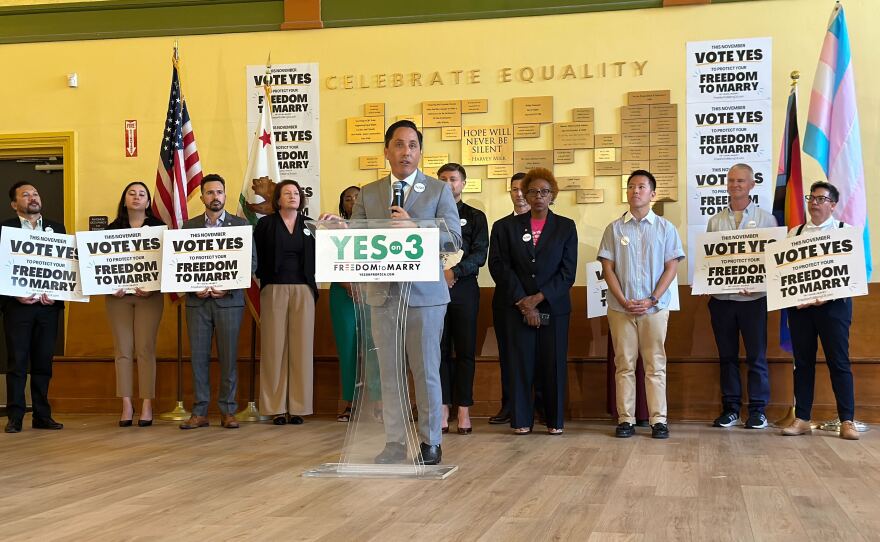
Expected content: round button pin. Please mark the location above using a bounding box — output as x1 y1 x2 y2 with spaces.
413 183 425 193
522 233 532 242
621 235 630 246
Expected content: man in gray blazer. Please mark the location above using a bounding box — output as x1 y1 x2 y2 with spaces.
179 174 253 430
350 120 462 465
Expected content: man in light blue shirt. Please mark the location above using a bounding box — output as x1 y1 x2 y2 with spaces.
598 170 684 439
706 163 778 430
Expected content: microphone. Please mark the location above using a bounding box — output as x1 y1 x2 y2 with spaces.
391 181 404 209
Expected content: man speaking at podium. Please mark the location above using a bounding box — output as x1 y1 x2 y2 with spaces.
350 120 462 465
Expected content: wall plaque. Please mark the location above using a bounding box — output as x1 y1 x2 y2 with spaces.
654 173 678 189
463 178 482 193
553 122 594 149
395 114 422 128
514 150 554 172
652 186 677 201
376 168 391 180
594 134 621 148
621 119 649 134
622 133 650 147
441 126 462 141
422 100 462 128
462 99 488 113
460 125 513 165
649 146 677 161
595 148 618 162
650 132 677 146
553 149 574 164
650 159 678 174
364 103 385 117
627 90 671 105
594 161 622 176
557 176 594 191
649 117 677 133
622 160 650 173
620 105 650 120
621 147 649 161
513 96 553 124
488 164 514 178
576 188 604 204
423 153 450 172
572 107 595 123
650 104 677 118
346 116 384 143
358 155 385 170
514 124 541 138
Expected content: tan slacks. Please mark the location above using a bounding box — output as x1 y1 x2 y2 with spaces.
260 284 315 416
607 309 670 425
105 293 165 399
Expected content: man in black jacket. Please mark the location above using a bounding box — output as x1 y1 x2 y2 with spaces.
2 182 65 433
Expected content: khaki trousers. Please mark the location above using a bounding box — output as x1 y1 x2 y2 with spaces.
105 293 165 399
259 284 314 416
607 309 670 425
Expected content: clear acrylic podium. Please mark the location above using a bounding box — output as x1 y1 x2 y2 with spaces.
303 218 459 479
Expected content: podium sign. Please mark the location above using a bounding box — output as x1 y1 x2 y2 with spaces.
314 227 439 282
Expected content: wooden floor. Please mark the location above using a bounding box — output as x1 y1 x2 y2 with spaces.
1 415 879 542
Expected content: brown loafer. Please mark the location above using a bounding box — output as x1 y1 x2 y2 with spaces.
781 418 812 436
179 415 209 430
220 414 240 429
839 420 860 440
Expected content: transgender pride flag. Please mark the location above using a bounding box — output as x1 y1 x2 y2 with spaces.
804 3 871 279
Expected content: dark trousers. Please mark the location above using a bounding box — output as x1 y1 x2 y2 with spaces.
186 301 244 417
506 308 569 429
3 302 62 421
492 301 511 414
787 298 854 421
440 278 479 406
708 296 770 415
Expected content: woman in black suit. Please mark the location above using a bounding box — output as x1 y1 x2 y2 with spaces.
487 168 578 435
253 180 317 425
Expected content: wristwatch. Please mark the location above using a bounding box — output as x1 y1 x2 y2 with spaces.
648 295 658 305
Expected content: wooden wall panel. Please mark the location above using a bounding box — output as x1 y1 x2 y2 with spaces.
53 285 880 422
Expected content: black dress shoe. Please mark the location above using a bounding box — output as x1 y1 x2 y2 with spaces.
288 415 304 425
651 422 669 439
32 417 63 430
420 443 442 465
488 410 510 425
5 419 22 433
119 419 133 427
615 422 635 438
375 442 407 464
137 419 153 427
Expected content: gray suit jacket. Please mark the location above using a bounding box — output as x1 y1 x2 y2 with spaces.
182 212 254 308
351 171 462 307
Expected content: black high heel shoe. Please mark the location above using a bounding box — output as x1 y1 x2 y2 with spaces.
119 419 133 427
138 418 153 427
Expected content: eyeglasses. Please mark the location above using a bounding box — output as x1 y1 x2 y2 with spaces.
526 189 552 198
805 195 835 204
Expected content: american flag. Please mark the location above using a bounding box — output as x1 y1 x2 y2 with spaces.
153 58 202 229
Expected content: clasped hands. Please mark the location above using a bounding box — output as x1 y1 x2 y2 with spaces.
622 297 654 315
516 293 544 328
16 294 54 305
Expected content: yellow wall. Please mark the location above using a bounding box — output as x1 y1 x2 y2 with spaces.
0 0 877 288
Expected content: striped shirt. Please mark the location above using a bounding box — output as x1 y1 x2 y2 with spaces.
598 210 684 314
707 202 778 302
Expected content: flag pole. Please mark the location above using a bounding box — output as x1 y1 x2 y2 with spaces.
234 54 274 423
773 70 801 430
159 38 191 422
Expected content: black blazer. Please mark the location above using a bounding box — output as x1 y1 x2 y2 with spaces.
488 210 577 316
1 216 67 311
253 212 317 300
